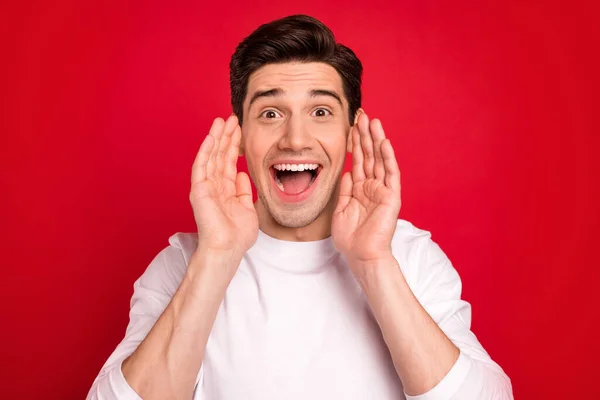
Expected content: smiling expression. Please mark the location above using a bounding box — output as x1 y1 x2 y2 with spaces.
241 62 352 229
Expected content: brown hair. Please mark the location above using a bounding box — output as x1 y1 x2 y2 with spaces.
229 15 363 126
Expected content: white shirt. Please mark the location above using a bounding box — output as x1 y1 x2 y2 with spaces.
87 219 513 399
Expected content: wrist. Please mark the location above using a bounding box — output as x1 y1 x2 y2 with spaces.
345 251 396 272
192 245 243 264
186 247 243 286
347 253 405 292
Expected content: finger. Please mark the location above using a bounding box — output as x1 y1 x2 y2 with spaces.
224 125 241 181
191 134 215 184
216 115 239 175
235 171 254 210
382 139 401 192
351 124 366 182
370 118 386 181
334 171 353 214
358 113 374 179
206 117 226 177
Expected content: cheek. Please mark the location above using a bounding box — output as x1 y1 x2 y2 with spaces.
244 131 273 171
315 128 349 164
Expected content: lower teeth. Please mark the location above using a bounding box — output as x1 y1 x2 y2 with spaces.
274 174 317 193
275 176 284 191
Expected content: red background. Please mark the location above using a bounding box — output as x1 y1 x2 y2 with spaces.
2 0 599 398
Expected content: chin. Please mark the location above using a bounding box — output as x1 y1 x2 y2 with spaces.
258 185 332 229
271 208 323 229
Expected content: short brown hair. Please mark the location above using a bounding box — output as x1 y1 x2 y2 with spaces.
229 15 363 126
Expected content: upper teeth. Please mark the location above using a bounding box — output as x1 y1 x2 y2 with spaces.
273 163 319 172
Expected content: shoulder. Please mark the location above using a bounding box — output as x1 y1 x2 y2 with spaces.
391 219 433 249
166 232 199 264
390 219 460 299
133 232 199 298
390 219 436 269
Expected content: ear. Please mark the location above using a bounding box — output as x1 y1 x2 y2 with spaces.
347 108 365 152
235 113 245 156
354 108 365 125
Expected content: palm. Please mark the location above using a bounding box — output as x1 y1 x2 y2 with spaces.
332 115 401 263
190 116 258 255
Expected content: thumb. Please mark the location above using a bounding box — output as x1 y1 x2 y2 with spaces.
334 171 353 214
235 171 254 209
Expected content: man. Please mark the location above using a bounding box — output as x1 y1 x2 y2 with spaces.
88 14 512 400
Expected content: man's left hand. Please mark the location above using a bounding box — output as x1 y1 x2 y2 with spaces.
332 113 402 274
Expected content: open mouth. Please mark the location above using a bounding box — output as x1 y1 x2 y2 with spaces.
269 162 323 197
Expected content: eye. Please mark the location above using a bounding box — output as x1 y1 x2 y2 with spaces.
260 110 282 119
312 108 332 117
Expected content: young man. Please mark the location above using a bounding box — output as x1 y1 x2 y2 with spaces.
88 15 512 400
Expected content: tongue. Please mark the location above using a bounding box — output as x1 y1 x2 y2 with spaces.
279 171 313 194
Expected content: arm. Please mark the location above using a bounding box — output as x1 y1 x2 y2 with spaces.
332 114 512 399
351 244 513 399
87 115 258 399
352 255 459 396
120 249 240 399
86 239 238 400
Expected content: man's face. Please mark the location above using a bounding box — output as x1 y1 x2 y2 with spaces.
242 62 351 228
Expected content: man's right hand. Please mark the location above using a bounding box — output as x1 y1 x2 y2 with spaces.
118 116 256 399
189 115 258 261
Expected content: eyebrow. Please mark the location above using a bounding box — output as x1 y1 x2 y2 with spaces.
309 89 343 107
247 88 343 108
248 88 283 107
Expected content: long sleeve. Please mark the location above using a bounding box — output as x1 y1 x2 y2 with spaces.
394 222 513 400
86 233 192 399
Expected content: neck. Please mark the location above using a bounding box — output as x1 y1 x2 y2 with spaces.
255 191 339 242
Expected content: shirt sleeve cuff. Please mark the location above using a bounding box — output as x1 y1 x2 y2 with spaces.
404 351 473 400
103 359 142 400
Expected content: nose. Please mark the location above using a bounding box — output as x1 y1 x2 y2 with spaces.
277 115 313 152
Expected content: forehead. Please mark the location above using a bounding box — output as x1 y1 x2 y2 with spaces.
246 62 344 100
